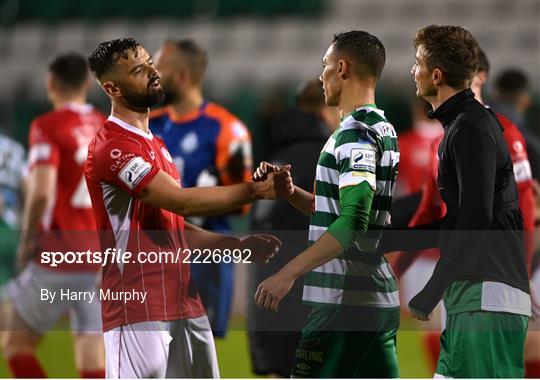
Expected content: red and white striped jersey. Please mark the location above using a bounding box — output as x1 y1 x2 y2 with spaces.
85 116 205 332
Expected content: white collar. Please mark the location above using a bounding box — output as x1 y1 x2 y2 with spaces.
107 115 153 140
64 102 93 114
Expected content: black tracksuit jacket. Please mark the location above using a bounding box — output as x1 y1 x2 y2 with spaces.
385 89 529 314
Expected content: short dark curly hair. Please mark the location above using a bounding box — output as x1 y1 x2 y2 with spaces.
88 38 140 79
413 25 479 89
332 31 386 79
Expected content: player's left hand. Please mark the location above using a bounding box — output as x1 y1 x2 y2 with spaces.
240 234 281 263
254 271 295 312
409 292 434 321
409 307 432 321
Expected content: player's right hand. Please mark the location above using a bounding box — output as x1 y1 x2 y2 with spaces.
252 161 290 182
255 170 294 200
252 161 294 199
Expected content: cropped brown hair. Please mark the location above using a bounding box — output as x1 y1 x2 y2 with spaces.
413 25 479 89
167 39 208 84
332 31 385 79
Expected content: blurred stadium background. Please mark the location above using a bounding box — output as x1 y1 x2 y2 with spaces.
1 0 539 377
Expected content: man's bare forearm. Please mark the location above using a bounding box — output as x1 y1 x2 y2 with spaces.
280 232 343 280
287 186 314 217
175 183 261 216
20 167 56 243
140 171 266 217
20 196 48 241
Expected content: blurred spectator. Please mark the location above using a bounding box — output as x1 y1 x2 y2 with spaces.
247 79 338 378
492 69 540 180
152 39 253 337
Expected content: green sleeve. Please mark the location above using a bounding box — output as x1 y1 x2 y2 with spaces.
327 181 374 249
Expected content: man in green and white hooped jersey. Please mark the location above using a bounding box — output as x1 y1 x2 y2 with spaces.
253 31 400 378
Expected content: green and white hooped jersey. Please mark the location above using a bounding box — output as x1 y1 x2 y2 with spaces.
302 105 400 309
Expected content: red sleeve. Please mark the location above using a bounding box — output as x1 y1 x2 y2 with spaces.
93 137 160 196
28 118 60 169
498 115 535 272
519 184 536 274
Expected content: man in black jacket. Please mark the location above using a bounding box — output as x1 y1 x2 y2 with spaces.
386 25 531 378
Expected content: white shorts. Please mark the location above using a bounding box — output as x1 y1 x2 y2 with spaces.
7 262 102 334
104 316 219 378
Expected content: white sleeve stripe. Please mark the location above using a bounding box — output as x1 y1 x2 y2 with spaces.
28 143 52 164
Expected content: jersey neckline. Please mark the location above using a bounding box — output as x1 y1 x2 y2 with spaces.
107 115 153 140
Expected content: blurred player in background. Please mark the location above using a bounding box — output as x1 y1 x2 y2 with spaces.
0 132 25 351
526 181 540 378
2 53 106 378
492 69 540 181
390 99 442 228
395 98 442 198
392 46 536 374
254 31 401 378
86 38 285 378
247 79 338 378
151 39 253 337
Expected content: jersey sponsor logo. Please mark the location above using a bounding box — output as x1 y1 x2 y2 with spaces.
161 147 173 163
29 143 52 164
110 149 122 159
180 132 198 154
110 153 136 171
149 151 155 160
118 156 152 189
350 148 376 173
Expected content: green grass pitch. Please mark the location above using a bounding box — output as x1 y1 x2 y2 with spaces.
0 318 430 378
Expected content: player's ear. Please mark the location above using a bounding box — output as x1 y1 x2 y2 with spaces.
337 59 349 80
46 73 56 96
177 68 189 87
103 81 121 98
432 68 443 87
476 71 488 86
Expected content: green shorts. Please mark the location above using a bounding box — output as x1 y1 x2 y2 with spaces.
291 305 400 378
436 311 529 378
